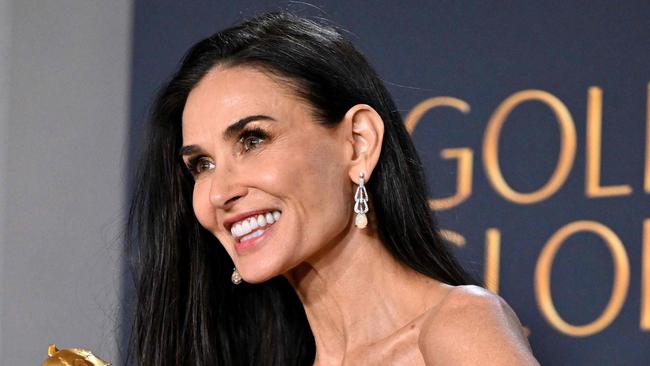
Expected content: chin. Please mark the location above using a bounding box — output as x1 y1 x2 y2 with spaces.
235 238 301 284
238 259 287 284
230 212 297 283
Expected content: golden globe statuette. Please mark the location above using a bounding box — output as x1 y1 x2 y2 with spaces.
42 344 111 366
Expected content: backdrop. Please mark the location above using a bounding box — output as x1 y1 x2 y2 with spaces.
129 1 650 364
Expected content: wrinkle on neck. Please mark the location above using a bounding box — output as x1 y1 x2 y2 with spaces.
285 222 446 364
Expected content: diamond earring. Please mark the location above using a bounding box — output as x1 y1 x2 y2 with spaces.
231 267 242 285
354 171 369 229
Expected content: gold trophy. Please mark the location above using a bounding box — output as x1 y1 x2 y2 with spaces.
42 344 111 366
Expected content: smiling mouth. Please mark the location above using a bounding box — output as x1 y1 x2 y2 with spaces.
230 210 281 250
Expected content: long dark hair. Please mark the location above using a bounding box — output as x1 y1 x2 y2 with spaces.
126 11 478 366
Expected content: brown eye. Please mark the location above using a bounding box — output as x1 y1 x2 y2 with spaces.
196 157 215 173
186 156 215 177
238 127 268 152
242 135 263 151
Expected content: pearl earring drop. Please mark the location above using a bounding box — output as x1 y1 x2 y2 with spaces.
354 171 369 228
231 267 242 285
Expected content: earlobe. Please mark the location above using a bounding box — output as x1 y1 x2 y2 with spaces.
345 104 385 183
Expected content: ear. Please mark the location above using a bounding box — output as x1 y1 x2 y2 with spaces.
344 104 384 183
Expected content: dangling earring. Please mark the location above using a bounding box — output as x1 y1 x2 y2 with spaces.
231 267 242 285
354 171 369 229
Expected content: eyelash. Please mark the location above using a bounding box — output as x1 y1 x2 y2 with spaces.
184 127 269 177
185 156 213 177
238 127 268 152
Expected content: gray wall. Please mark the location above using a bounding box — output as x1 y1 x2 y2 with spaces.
0 0 11 361
0 1 132 364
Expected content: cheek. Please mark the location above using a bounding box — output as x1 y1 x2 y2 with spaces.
277 140 350 227
192 181 216 231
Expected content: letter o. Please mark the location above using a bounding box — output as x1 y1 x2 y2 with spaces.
483 90 577 204
535 220 630 337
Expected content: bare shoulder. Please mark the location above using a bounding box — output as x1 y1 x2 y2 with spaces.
418 285 540 366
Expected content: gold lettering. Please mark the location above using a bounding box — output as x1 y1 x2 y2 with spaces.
439 229 466 247
485 228 501 294
642 219 650 330
405 97 472 210
404 97 471 133
431 148 473 210
483 90 577 204
585 87 633 197
535 221 630 336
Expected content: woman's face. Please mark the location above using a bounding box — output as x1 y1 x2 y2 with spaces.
181 66 354 283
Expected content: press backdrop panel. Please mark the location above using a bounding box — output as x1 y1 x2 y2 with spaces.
129 1 650 364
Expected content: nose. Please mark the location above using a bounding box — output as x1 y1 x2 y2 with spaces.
208 168 248 210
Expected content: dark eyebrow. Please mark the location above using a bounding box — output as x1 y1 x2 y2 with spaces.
179 114 276 157
179 144 202 157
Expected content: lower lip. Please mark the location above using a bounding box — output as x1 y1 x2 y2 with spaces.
234 222 276 254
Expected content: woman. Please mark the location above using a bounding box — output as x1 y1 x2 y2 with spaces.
127 11 539 365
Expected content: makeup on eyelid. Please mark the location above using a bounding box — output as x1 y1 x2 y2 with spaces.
183 126 270 177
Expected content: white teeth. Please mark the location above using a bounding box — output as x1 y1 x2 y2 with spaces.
257 214 266 227
241 228 266 242
231 223 241 237
249 217 258 230
231 210 281 239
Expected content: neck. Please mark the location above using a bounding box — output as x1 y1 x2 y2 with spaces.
285 219 444 364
